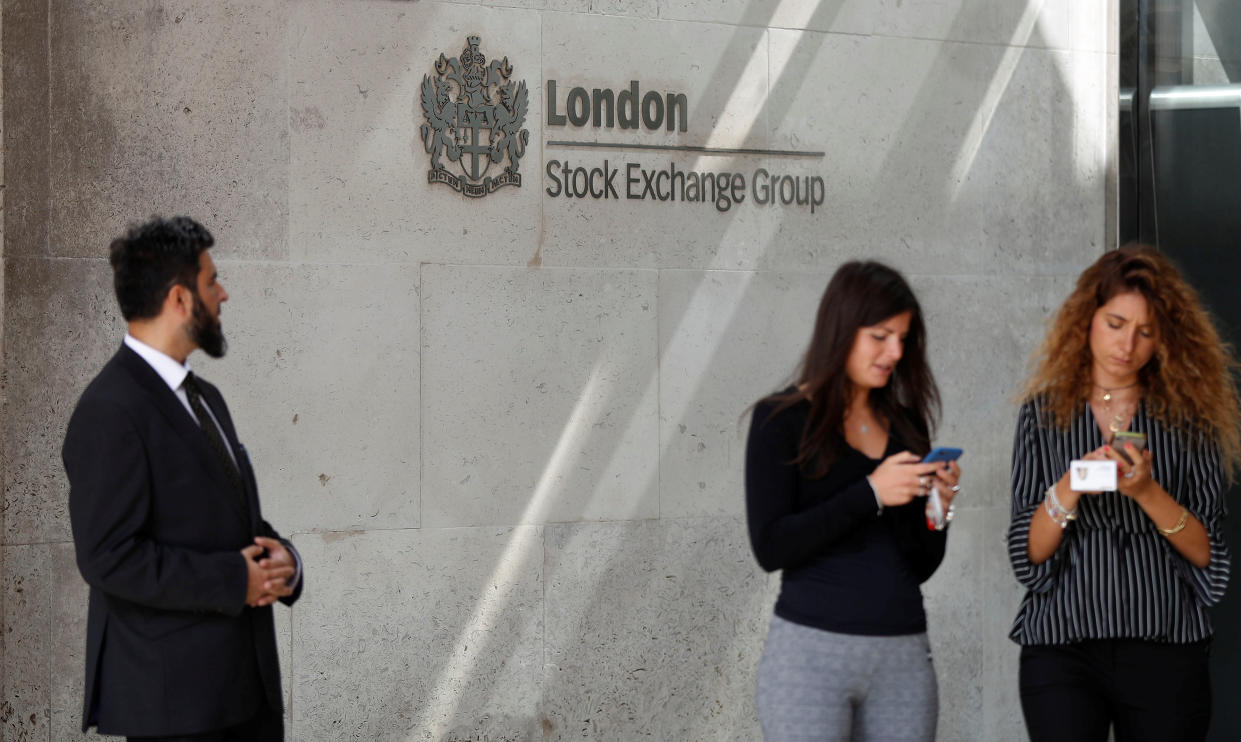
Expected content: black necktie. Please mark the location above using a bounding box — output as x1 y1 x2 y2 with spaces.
183 372 247 508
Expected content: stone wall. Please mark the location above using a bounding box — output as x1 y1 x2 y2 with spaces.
1 1 1113 740
0 0 5 728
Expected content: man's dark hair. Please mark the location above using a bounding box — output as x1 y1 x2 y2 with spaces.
109 216 214 321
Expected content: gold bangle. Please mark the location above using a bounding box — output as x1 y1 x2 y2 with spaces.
1159 506 1190 536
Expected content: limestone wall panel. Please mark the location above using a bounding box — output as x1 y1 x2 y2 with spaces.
764 32 1106 275
541 518 776 740
976 506 1028 741
47 0 290 260
658 269 826 519
2 258 122 545
289 527 544 742
199 262 421 534
48 543 95 741
2 0 49 258
478 0 659 16
3 544 51 741
922 507 985 742
874 0 1109 52
421 264 658 527
659 0 874 35
288 1 542 266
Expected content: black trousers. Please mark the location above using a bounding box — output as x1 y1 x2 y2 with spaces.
1019 638 1212 742
126 702 283 742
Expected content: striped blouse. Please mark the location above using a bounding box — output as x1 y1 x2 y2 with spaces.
1007 397 1230 645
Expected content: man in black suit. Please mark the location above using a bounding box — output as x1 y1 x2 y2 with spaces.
64 216 303 741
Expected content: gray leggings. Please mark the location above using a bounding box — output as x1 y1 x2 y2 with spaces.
756 615 938 742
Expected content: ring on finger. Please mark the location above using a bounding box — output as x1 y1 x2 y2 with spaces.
951 484 961 493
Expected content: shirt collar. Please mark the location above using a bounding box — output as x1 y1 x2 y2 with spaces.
124 334 192 394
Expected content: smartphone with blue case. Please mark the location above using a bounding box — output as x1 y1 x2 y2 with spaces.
922 447 963 464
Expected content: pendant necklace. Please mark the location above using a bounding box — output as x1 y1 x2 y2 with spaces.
1096 381 1139 433
1098 380 1138 403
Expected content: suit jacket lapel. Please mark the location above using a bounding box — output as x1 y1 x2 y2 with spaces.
115 346 249 526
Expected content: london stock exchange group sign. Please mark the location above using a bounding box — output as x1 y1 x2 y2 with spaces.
420 35 530 198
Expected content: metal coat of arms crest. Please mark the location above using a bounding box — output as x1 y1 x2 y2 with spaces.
419 35 529 198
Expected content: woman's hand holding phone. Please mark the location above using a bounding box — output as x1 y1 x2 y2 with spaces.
930 459 963 507
917 449 963 529
1103 437 1156 501
869 452 947 507
921 448 963 503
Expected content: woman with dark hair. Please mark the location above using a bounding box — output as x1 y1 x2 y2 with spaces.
1008 246 1240 741
746 261 960 741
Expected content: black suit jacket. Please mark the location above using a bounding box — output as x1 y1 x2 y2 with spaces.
63 345 303 737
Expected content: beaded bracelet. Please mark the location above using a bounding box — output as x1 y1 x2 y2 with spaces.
932 499 955 531
1044 485 1078 528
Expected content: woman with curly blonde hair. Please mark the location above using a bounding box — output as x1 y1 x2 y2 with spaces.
1008 245 1241 742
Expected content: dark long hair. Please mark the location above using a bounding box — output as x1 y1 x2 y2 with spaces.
760 261 940 476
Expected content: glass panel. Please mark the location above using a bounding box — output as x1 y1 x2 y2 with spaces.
1122 5 1241 741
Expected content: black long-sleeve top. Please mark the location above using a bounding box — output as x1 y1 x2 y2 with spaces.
745 396 949 636
1007 397 1230 645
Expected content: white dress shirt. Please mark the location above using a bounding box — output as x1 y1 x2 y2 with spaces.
124 334 235 465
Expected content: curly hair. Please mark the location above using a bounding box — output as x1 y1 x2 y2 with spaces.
1022 245 1241 478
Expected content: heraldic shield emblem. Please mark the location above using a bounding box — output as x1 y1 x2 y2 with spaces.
420 35 529 198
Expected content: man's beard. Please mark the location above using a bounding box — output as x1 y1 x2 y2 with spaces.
190 291 227 358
